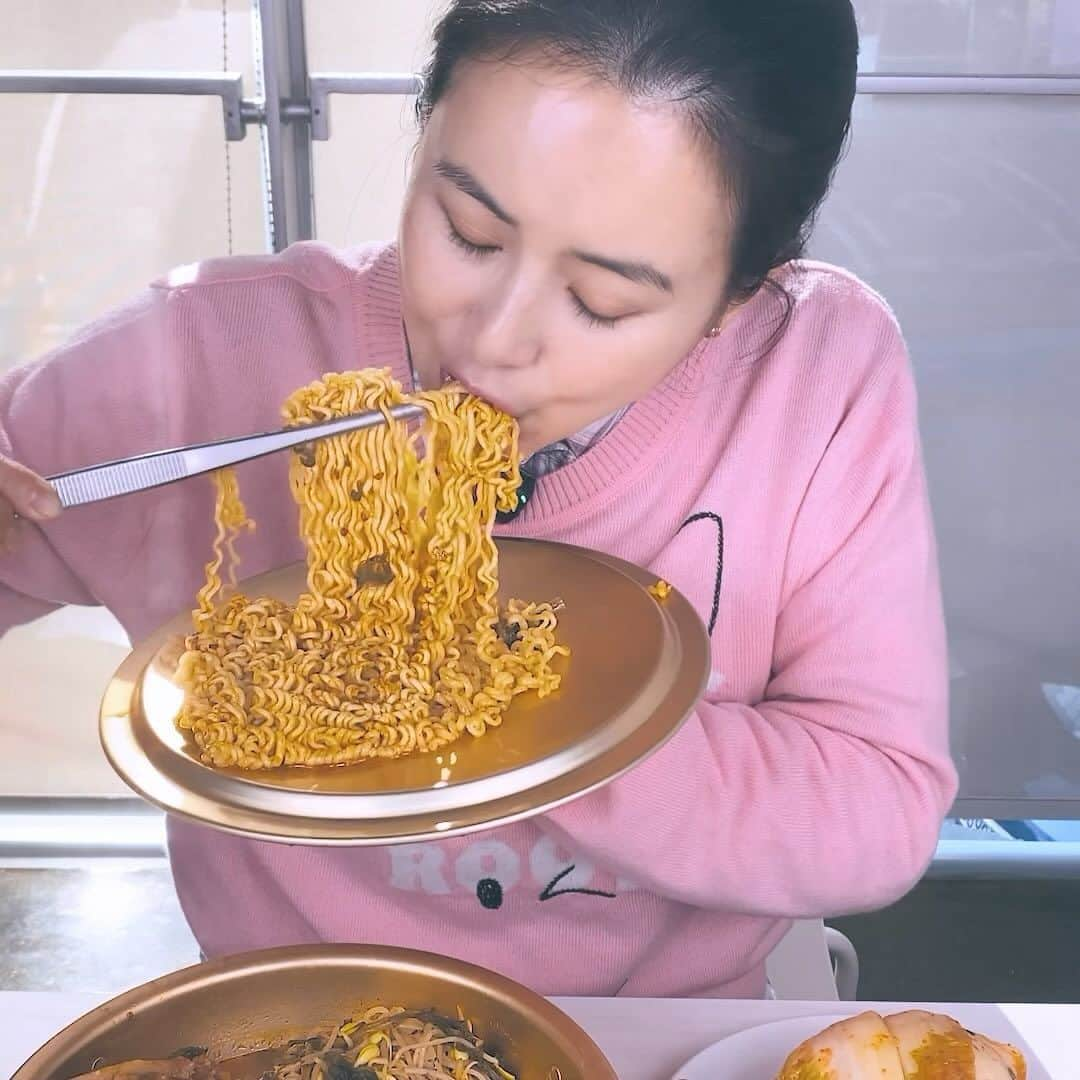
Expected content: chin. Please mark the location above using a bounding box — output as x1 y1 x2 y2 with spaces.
516 427 545 458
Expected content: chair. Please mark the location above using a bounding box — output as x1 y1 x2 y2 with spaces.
765 919 860 1000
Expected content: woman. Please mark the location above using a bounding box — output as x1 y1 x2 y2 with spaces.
0 0 956 997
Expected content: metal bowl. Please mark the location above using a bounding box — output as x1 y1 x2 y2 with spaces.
14 944 618 1080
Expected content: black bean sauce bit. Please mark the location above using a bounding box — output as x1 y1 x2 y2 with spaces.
291 441 317 468
355 554 394 587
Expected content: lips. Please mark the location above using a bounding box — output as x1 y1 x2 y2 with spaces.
440 367 518 417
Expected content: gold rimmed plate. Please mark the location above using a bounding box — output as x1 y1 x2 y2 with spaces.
100 537 709 844
13 943 619 1079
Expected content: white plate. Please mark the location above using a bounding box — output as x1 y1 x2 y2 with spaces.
670 1014 851 1080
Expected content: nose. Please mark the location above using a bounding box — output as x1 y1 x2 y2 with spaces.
469 269 542 373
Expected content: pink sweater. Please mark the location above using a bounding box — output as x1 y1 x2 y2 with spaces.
0 243 956 998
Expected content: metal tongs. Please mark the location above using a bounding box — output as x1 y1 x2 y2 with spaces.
47 403 425 508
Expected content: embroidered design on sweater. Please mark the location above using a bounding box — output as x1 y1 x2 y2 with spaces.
538 864 617 902
387 836 633 909
476 877 504 909
677 511 724 635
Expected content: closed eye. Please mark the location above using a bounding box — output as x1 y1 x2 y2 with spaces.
569 290 622 330
445 212 500 258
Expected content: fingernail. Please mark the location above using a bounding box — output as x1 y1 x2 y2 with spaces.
30 490 62 519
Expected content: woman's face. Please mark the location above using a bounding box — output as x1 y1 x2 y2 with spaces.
399 56 733 455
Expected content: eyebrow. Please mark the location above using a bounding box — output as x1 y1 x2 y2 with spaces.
434 158 673 294
571 250 673 294
434 159 517 226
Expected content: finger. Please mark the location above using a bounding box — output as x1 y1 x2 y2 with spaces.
0 525 26 557
0 494 24 555
0 457 61 522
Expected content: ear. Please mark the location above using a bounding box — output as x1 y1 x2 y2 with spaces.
704 302 726 338
707 292 749 336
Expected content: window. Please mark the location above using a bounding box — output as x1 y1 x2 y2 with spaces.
2 0 1078 864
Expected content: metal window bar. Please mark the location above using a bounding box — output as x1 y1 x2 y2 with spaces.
300 73 1080 144
271 70 1080 248
3 56 1078 252
255 0 314 252
4 796 1080 878
306 73 424 140
856 73 1080 95
0 70 261 140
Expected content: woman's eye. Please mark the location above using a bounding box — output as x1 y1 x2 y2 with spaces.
445 214 500 258
569 290 621 330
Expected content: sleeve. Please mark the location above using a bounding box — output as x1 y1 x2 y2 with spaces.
0 581 63 636
0 287 183 635
540 331 957 918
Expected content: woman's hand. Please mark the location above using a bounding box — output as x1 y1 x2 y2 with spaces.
0 454 61 553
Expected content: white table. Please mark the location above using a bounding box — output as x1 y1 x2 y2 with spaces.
1 992 1071 1079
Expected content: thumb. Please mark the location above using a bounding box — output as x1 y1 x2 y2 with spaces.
0 456 62 522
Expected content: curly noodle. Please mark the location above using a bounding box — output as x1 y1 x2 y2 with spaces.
175 369 566 770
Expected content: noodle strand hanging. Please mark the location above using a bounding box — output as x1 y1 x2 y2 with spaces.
175 368 566 771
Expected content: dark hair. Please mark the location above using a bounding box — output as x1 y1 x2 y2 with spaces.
417 0 858 311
